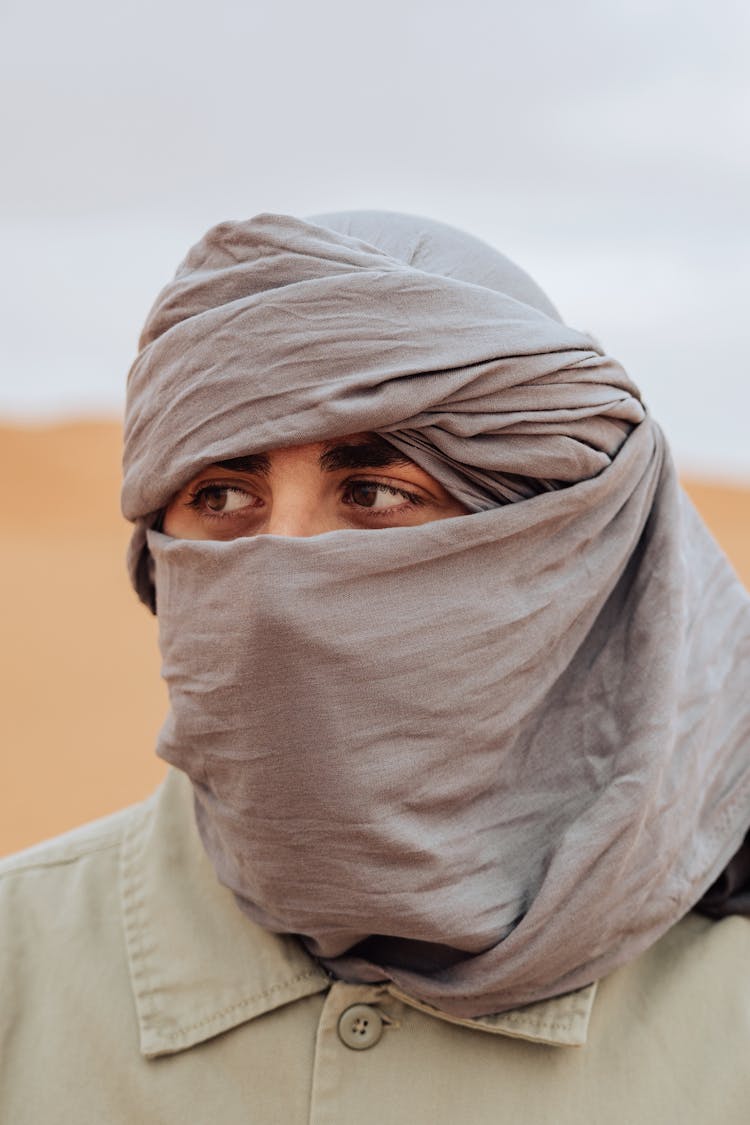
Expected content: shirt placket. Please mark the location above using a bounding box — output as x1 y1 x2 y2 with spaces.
307 982 401 1125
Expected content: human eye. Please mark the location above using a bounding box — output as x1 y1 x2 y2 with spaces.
185 482 259 518
340 479 425 514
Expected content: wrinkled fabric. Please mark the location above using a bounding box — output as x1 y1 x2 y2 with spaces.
123 212 637 604
123 212 750 1017
4 772 750 1124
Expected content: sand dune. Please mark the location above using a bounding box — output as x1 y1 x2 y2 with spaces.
1 421 748 855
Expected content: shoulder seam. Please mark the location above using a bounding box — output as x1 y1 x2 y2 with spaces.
0 799 151 878
0 830 124 878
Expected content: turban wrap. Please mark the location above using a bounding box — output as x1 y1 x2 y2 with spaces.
122 211 750 1017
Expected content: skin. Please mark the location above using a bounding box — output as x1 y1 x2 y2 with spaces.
163 432 468 540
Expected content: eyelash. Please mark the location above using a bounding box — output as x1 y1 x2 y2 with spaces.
184 478 426 519
341 480 425 513
185 484 254 518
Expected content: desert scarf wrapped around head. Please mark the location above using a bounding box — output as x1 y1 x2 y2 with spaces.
122 211 750 1017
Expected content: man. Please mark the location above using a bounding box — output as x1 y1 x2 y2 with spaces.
2 211 748 1122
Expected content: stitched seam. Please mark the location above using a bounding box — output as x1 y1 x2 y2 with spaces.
164 968 326 1039
120 805 161 1032
498 1006 588 1027
498 1015 582 1031
0 836 122 878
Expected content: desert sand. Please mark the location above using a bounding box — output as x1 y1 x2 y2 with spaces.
1 421 748 855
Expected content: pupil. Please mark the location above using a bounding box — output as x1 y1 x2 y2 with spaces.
351 483 378 508
205 488 228 512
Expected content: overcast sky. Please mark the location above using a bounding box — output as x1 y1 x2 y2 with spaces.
1 0 748 477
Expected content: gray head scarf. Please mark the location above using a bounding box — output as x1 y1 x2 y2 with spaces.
122 211 750 1017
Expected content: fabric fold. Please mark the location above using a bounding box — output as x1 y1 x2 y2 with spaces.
123 211 750 1017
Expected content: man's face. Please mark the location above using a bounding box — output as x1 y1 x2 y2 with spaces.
162 432 468 540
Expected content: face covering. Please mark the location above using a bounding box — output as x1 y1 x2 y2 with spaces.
122 212 750 1018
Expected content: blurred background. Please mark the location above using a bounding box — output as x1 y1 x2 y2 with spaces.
1 0 748 852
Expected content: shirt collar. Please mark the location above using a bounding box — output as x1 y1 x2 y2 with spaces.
388 981 597 1048
120 769 595 1057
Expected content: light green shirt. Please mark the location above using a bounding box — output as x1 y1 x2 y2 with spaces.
1 769 748 1123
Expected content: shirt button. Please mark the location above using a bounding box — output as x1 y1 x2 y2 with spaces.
337 1004 384 1050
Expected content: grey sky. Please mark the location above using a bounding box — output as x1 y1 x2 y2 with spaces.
1 0 748 476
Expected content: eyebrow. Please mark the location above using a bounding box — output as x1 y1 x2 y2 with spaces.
216 453 272 474
216 437 411 476
318 438 412 473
